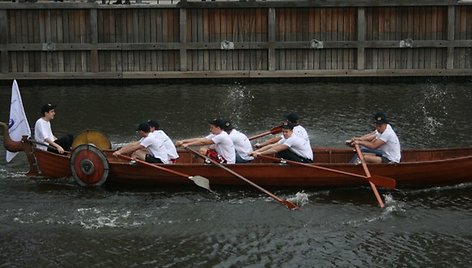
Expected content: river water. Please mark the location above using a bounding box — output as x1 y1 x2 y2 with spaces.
0 81 471 267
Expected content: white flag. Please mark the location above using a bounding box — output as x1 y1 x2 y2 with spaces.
6 80 31 162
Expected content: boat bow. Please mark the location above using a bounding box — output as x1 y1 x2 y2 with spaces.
0 121 27 152
1 121 39 176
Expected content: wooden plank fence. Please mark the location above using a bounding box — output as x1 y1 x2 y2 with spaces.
0 0 471 80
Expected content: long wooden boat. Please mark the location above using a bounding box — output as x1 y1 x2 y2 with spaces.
21 142 472 189
2 122 472 189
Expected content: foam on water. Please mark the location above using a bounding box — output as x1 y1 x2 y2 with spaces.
11 206 151 229
287 191 310 207
406 182 472 194
75 207 145 229
343 193 406 226
382 193 407 216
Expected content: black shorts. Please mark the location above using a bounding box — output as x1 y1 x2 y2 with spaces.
145 154 163 164
276 149 313 163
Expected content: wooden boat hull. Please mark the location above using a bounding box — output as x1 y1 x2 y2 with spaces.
32 146 472 188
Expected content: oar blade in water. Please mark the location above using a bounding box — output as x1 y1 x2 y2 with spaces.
370 175 396 189
283 200 300 210
189 175 212 191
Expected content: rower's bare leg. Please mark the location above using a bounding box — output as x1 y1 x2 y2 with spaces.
363 153 382 164
132 149 147 161
199 146 209 155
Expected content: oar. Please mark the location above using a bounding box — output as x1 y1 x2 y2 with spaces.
117 154 212 192
257 154 396 189
29 140 71 154
248 124 283 141
184 146 299 210
354 144 385 208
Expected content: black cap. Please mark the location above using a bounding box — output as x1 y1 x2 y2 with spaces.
208 118 226 129
222 120 233 132
374 112 388 125
136 123 151 132
147 120 160 129
41 103 56 114
286 113 299 123
281 122 295 130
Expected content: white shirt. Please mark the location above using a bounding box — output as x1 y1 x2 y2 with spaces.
278 134 313 160
151 130 179 161
228 129 254 161
294 125 309 142
140 134 171 164
376 124 401 163
280 125 311 144
206 131 236 164
34 118 55 151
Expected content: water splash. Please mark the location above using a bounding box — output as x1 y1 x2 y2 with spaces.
344 193 406 226
287 191 310 207
221 82 254 124
418 84 450 135
381 193 406 216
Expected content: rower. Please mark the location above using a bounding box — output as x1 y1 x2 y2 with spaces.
348 112 401 164
254 112 310 149
175 119 236 164
34 103 73 154
251 122 313 163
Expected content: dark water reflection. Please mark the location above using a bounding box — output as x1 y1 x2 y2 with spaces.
2 81 472 148
1 81 472 267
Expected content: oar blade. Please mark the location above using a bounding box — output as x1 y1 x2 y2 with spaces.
283 200 300 210
370 175 396 189
189 175 212 192
269 126 283 134
185 146 297 210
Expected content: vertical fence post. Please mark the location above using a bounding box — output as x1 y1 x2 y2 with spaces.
268 7 276 71
180 8 187 72
90 8 99 73
447 5 455 70
1 9 9 74
357 7 366 70
45 10 53 72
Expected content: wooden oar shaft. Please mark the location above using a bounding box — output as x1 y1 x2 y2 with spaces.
258 154 396 189
213 158 283 201
29 140 71 154
356 146 372 178
118 154 190 179
248 125 283 141
185 147 298 210
118 154 212 192
354 144 385 208
248 131 272 141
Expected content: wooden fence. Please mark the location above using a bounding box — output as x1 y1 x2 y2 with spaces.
0 0 471 80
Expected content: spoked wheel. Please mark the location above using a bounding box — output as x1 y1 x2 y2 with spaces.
70 144 109 187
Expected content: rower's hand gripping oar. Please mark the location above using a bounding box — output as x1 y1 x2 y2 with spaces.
354 144 385 208
248 124 283 141
256 154 396 189
184 146 299 210
117 154 213 193
29 140 71 154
